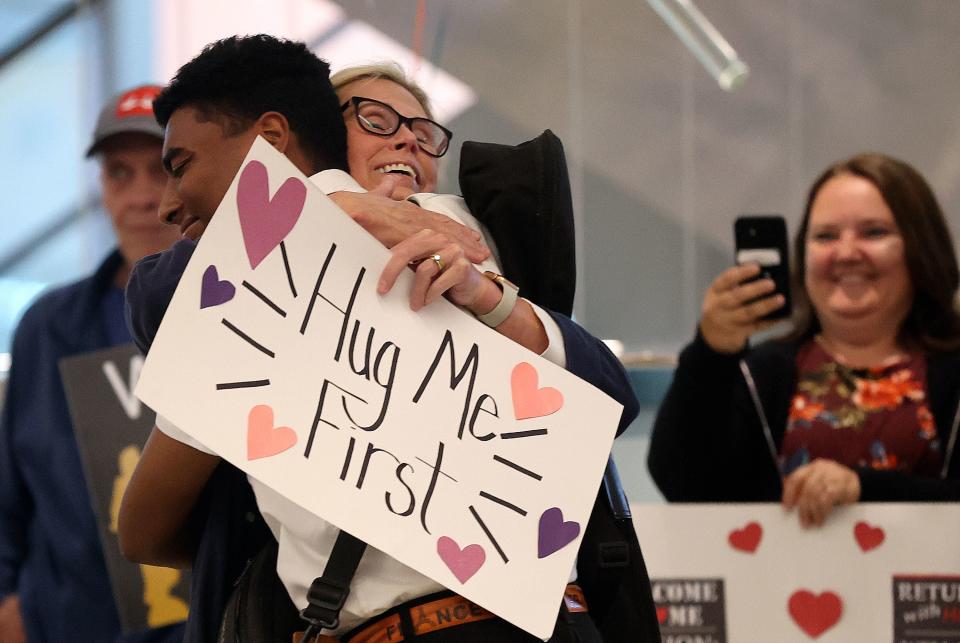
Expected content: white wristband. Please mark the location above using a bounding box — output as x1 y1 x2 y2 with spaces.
476 271 519 327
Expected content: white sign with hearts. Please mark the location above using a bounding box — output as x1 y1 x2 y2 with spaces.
136 137 623 639
632 503 960 642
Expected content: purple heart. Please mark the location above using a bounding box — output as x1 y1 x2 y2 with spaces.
237 160 306 269
200 265 235 309
537 507 581 559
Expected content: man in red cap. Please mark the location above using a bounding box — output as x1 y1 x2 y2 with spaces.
0 86 182 642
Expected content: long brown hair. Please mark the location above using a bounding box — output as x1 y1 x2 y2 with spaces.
790 152 960 352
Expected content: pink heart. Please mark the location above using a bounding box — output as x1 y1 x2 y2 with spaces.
436 536 485 584
511 362 564 420
236 160 306 269
246 405 297 460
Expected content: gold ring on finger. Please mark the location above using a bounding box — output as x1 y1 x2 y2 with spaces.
431 253 444 273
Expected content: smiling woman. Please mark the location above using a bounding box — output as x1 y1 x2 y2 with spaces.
648 152 960 527
332 63 443 200
803 174 913 340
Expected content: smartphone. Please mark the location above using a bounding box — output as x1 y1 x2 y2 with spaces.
734 215 791 320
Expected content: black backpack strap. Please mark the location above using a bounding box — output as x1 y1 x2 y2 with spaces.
300 530 367 638
597 458 632 570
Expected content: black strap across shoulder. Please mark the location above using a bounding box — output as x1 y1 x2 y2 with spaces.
300 530 367 635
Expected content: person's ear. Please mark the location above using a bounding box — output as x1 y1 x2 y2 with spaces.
256 112 292 153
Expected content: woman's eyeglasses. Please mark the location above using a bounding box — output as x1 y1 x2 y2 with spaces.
341 96 453 158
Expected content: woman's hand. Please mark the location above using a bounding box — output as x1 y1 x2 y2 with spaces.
378 229 500 314
0 596 26 643
782 459 861 528
330 178 490 264
699 264 786 353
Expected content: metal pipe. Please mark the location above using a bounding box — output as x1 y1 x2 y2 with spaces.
646 0 750 91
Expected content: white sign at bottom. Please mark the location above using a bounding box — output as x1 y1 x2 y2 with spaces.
632 503 960 642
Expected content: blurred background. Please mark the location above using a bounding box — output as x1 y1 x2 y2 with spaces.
2 0 959 500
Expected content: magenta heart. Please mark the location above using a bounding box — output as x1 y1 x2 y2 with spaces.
236 160 306 269
200 264 235 309
537 507 580 559
436 536 485 584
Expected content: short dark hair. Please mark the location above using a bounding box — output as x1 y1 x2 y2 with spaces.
153 34 347 173
791 152 960 352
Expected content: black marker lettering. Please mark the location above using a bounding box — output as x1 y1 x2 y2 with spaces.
304 379 366 457
468 394 498 441
419 441 447 534
339 340 401 433
356 443 401 490
413 330 480 439
339 435 357 481
386 463 416 517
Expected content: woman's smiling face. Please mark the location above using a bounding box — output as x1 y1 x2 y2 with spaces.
804 173 913 335
337 78 439 200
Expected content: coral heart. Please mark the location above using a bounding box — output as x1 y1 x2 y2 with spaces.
727 521 763 553
236 160 306 269
537 507 581 558
436 536 485 584
656 606 668 624
511 362 564 420
200 265 235 309
853 521 885 552
788 590 843 638
246 405 297 460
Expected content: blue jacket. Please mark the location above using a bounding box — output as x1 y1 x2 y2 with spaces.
0 251 184 643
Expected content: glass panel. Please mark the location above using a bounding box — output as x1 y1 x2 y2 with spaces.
0 17 107 354
0 1 72 51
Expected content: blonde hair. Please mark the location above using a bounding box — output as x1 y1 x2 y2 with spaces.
331 62 434 119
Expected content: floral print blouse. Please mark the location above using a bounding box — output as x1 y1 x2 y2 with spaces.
779 340 942 477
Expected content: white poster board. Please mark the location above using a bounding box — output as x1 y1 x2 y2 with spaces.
632 502 960 642
136 137 623 639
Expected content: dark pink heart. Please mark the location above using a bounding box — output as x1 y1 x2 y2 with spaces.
237 160 306 269
200 264 235 309
437 536 485 584
537 507 580 559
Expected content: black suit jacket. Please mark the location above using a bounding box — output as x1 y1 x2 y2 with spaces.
460 129 660 642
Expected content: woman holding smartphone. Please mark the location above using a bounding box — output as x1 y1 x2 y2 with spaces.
647 152 960 527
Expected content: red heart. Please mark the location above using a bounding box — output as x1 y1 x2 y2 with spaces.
246 404 297 460
853 521 884 552
788 590 843 638
727 521 762 553
656 606 668 624
511 362 564 420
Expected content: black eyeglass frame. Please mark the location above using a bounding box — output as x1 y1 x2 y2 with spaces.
340 96 453 158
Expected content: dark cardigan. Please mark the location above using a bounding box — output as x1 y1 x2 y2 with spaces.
648 332 960 503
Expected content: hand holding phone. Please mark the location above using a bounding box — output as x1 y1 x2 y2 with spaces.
698 215 791 354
